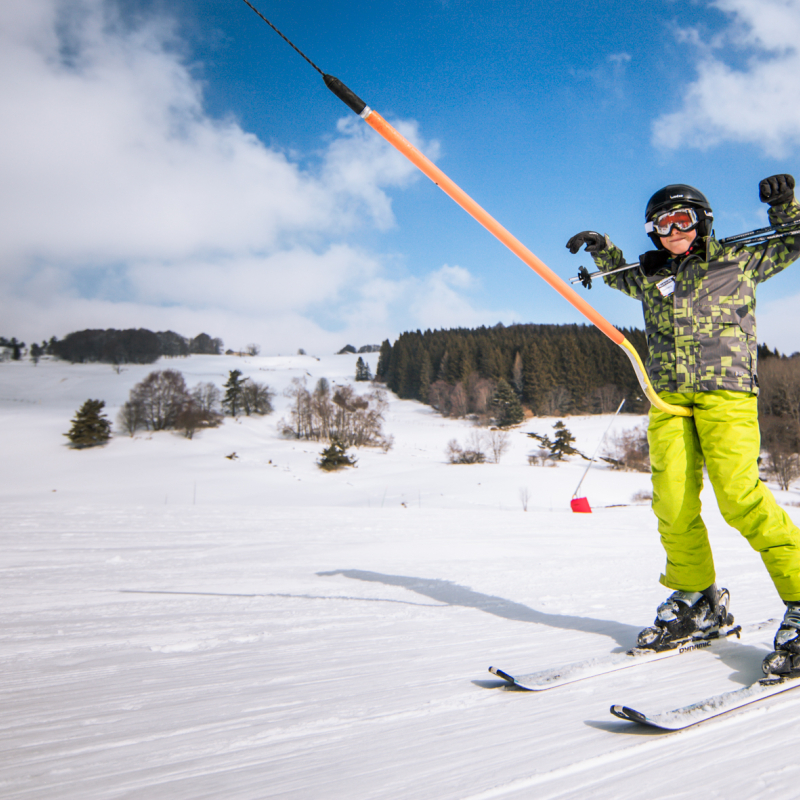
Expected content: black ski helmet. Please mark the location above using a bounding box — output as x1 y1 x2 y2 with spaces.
645 184 713 249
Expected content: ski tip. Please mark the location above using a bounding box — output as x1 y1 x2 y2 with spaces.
610 704 648 724
489 667 516 685
610 704 628 720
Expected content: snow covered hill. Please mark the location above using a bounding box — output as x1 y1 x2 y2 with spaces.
2 353 800 799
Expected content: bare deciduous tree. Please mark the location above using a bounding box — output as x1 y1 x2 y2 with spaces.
759 357 800 424
760 414 800 490
119 370 225 437
607 424 650 472
541 385 572 416
445 431 487 464
765 450 800 491
486 429 511 464
279 379 390 449
192 382 222 416
449 383 468 418
429 377 499 420
527 449 551 466
128 370 191 431
588 384 625 414
241 380 274 416
176 400 205 439
467 375 495 419
118 397 145 436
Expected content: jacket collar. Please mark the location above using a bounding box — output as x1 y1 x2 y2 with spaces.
674 234 718 266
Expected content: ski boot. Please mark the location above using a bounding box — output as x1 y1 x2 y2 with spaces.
762 603 800 678
636 585 733 652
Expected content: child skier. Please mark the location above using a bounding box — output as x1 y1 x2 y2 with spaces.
566 174 800 676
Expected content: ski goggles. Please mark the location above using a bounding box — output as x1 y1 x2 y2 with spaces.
645 207 704 237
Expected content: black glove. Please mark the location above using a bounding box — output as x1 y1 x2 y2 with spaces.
566 231 606 255
759 174 795 206
638 249 671 276
577 266 592 289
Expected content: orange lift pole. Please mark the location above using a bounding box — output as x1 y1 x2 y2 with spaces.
238 0 691 417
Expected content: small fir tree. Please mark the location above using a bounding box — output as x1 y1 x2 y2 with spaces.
355 357 372 382
11 337 24 361
318 437 357 471
65 399 112 448
222 369 246 416
491 378 524 427
550 420 579 459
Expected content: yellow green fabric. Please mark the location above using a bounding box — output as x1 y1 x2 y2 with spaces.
648 390 800 601
592 199 800 394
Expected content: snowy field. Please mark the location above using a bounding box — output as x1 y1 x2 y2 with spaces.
2 352 800 800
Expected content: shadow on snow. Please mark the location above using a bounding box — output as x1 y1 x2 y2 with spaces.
318 568 638 648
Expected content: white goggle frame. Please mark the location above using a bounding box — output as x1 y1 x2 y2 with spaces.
645 207 712 236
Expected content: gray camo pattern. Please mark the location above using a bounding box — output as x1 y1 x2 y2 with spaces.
592 200 800 393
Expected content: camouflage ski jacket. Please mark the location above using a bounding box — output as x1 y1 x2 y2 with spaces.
591 199 800 394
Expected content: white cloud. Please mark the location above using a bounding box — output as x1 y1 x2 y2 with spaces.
569 52 633 101
125 246 382 315
0 1 415 266
0 0 509 354
652 0 800 156
409 265 485 330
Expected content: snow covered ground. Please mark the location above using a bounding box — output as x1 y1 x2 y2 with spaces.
2 352 800 799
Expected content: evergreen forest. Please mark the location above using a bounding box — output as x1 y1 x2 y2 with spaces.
375 323 651 417
48 329 223 364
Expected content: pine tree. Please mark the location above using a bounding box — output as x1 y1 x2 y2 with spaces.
222 369 246 416
389 343 410 397
355 357 372 382
11 337 24 361
317 437 357 471
491 378 524 427
419 350 433 402
65 400 112 448
376 340 392 380
550 420 579 459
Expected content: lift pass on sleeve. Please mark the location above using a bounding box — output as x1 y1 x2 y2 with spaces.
656 276 675 297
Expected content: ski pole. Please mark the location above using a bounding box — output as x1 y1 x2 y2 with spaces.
238 1 692 419
720 219 800 245
569 262 641 285
725 225 800 247
570 223 800 285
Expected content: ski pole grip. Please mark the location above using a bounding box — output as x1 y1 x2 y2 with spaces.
323 74 368 116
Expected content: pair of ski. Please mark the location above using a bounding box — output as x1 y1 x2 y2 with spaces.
489 619 800 730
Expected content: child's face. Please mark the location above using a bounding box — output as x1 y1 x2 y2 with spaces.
659 228 697 255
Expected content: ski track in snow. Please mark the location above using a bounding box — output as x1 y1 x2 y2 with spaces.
2 353 800 799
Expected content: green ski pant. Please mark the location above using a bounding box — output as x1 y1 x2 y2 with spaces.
648 390 800 601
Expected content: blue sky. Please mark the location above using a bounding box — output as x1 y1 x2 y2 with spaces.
2 0 800 355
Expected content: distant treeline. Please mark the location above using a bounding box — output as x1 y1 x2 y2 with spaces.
375 323 653 416
49 329 224 364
